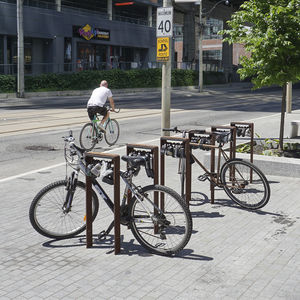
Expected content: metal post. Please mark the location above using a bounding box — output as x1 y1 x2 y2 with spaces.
161 0 172 136
286 82 292 113
198 0 203 92
55 0 61 12
107 0 113 20
17 0 25 98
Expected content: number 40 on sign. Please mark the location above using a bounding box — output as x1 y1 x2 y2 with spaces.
156 7 173 38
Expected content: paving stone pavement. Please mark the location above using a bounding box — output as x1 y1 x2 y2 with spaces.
0 139 299 300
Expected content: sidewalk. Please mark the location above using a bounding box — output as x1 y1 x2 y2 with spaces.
0 83 299 299
0 138 299 300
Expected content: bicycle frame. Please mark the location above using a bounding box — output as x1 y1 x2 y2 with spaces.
68 140 160 232
91 115 111 135
190 141 231 188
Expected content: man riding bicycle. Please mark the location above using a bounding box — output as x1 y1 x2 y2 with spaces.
87 80 115 133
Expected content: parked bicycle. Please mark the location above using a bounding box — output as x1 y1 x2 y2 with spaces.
79 106 120 151
162 127 270 210
29 131 192 256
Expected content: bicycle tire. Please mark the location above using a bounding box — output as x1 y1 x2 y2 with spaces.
79 123 97 151
178 157 186 199
220 159 270 210
129 184 192 256
104 119 120 146
29 180 99 239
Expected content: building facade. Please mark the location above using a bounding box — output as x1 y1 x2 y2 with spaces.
0 0 160 75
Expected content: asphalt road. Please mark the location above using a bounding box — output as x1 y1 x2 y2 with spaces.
1 86 299 180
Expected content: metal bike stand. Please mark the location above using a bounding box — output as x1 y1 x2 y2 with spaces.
211 125 237 160
160 137 191 205
230 122 254 164
126 144 159 204
188 130 216 203
231 122 254 182
210 126 236 204
85 152 120 255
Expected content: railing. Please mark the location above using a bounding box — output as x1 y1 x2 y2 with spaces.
0 61 226 75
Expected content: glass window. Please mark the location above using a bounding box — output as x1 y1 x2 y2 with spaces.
0 36 3 65
203 18 223 40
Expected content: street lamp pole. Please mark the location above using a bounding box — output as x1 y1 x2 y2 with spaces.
198 0 203 92
17 0 24 98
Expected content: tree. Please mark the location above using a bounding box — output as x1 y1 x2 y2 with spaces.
221 0 300 150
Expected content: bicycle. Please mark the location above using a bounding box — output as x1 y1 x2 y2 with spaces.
79 106 120 151
162 127 270 210
29 131 192 256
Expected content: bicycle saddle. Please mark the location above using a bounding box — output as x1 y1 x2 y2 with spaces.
121 155 146 168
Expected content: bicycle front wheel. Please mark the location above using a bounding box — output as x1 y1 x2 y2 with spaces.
79 123 97 151
129 185 192 256
104 119 120 146
29 180 99 239
220 159 270 210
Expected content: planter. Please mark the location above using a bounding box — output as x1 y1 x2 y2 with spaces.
203 151 300 178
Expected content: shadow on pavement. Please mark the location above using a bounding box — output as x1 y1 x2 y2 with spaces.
42 234 214 261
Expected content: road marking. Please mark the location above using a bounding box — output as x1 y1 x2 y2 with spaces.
0 138 160 183
0 112 281 183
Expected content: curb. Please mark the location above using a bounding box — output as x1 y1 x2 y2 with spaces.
0 83 254 101
203 151 300 178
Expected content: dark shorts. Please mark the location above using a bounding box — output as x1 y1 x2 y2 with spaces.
87 106 108 121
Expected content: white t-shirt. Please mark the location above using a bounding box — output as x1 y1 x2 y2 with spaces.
87 86 113 107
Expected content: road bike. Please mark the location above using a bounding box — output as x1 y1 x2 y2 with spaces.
79 106 120 151
162 127 270 210
29 132 192 256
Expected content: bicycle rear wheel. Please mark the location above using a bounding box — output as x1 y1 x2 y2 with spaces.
129 184 192 256
79 123 97 151
220 159 270 209
104 119 120 146
29 180 99 239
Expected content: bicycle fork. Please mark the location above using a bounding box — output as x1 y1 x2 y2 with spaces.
63 171 78 213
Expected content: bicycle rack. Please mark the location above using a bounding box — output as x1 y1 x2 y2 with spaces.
160 137 191 205
126 144 159 205
85 152 120 255
231 122 254 164
231 122 254 182
210 125 237 204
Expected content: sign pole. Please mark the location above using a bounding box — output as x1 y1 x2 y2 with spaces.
158 0 173 136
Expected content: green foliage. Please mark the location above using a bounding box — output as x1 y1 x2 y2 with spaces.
0 69 226 93
0 75 16 92
236 143 251 153
220 0 300 88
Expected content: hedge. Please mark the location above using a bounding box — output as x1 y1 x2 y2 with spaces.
0 69 226 93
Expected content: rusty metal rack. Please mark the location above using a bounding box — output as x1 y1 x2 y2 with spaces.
209 125 236 204
126 144 159 204
160 136 191 205
231 122 254 164
85 152 120 255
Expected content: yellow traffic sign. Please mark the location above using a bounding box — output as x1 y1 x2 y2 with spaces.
157 37 170 61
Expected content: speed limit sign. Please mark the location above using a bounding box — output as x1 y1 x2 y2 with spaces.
156 7 173 38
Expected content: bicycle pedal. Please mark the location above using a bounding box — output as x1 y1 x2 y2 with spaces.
97 230 107 241
198 174 208 182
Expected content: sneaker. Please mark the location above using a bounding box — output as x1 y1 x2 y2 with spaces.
98 124 106 133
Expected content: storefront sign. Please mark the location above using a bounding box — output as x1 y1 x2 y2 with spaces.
73 24 110 41
157 37 170 61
